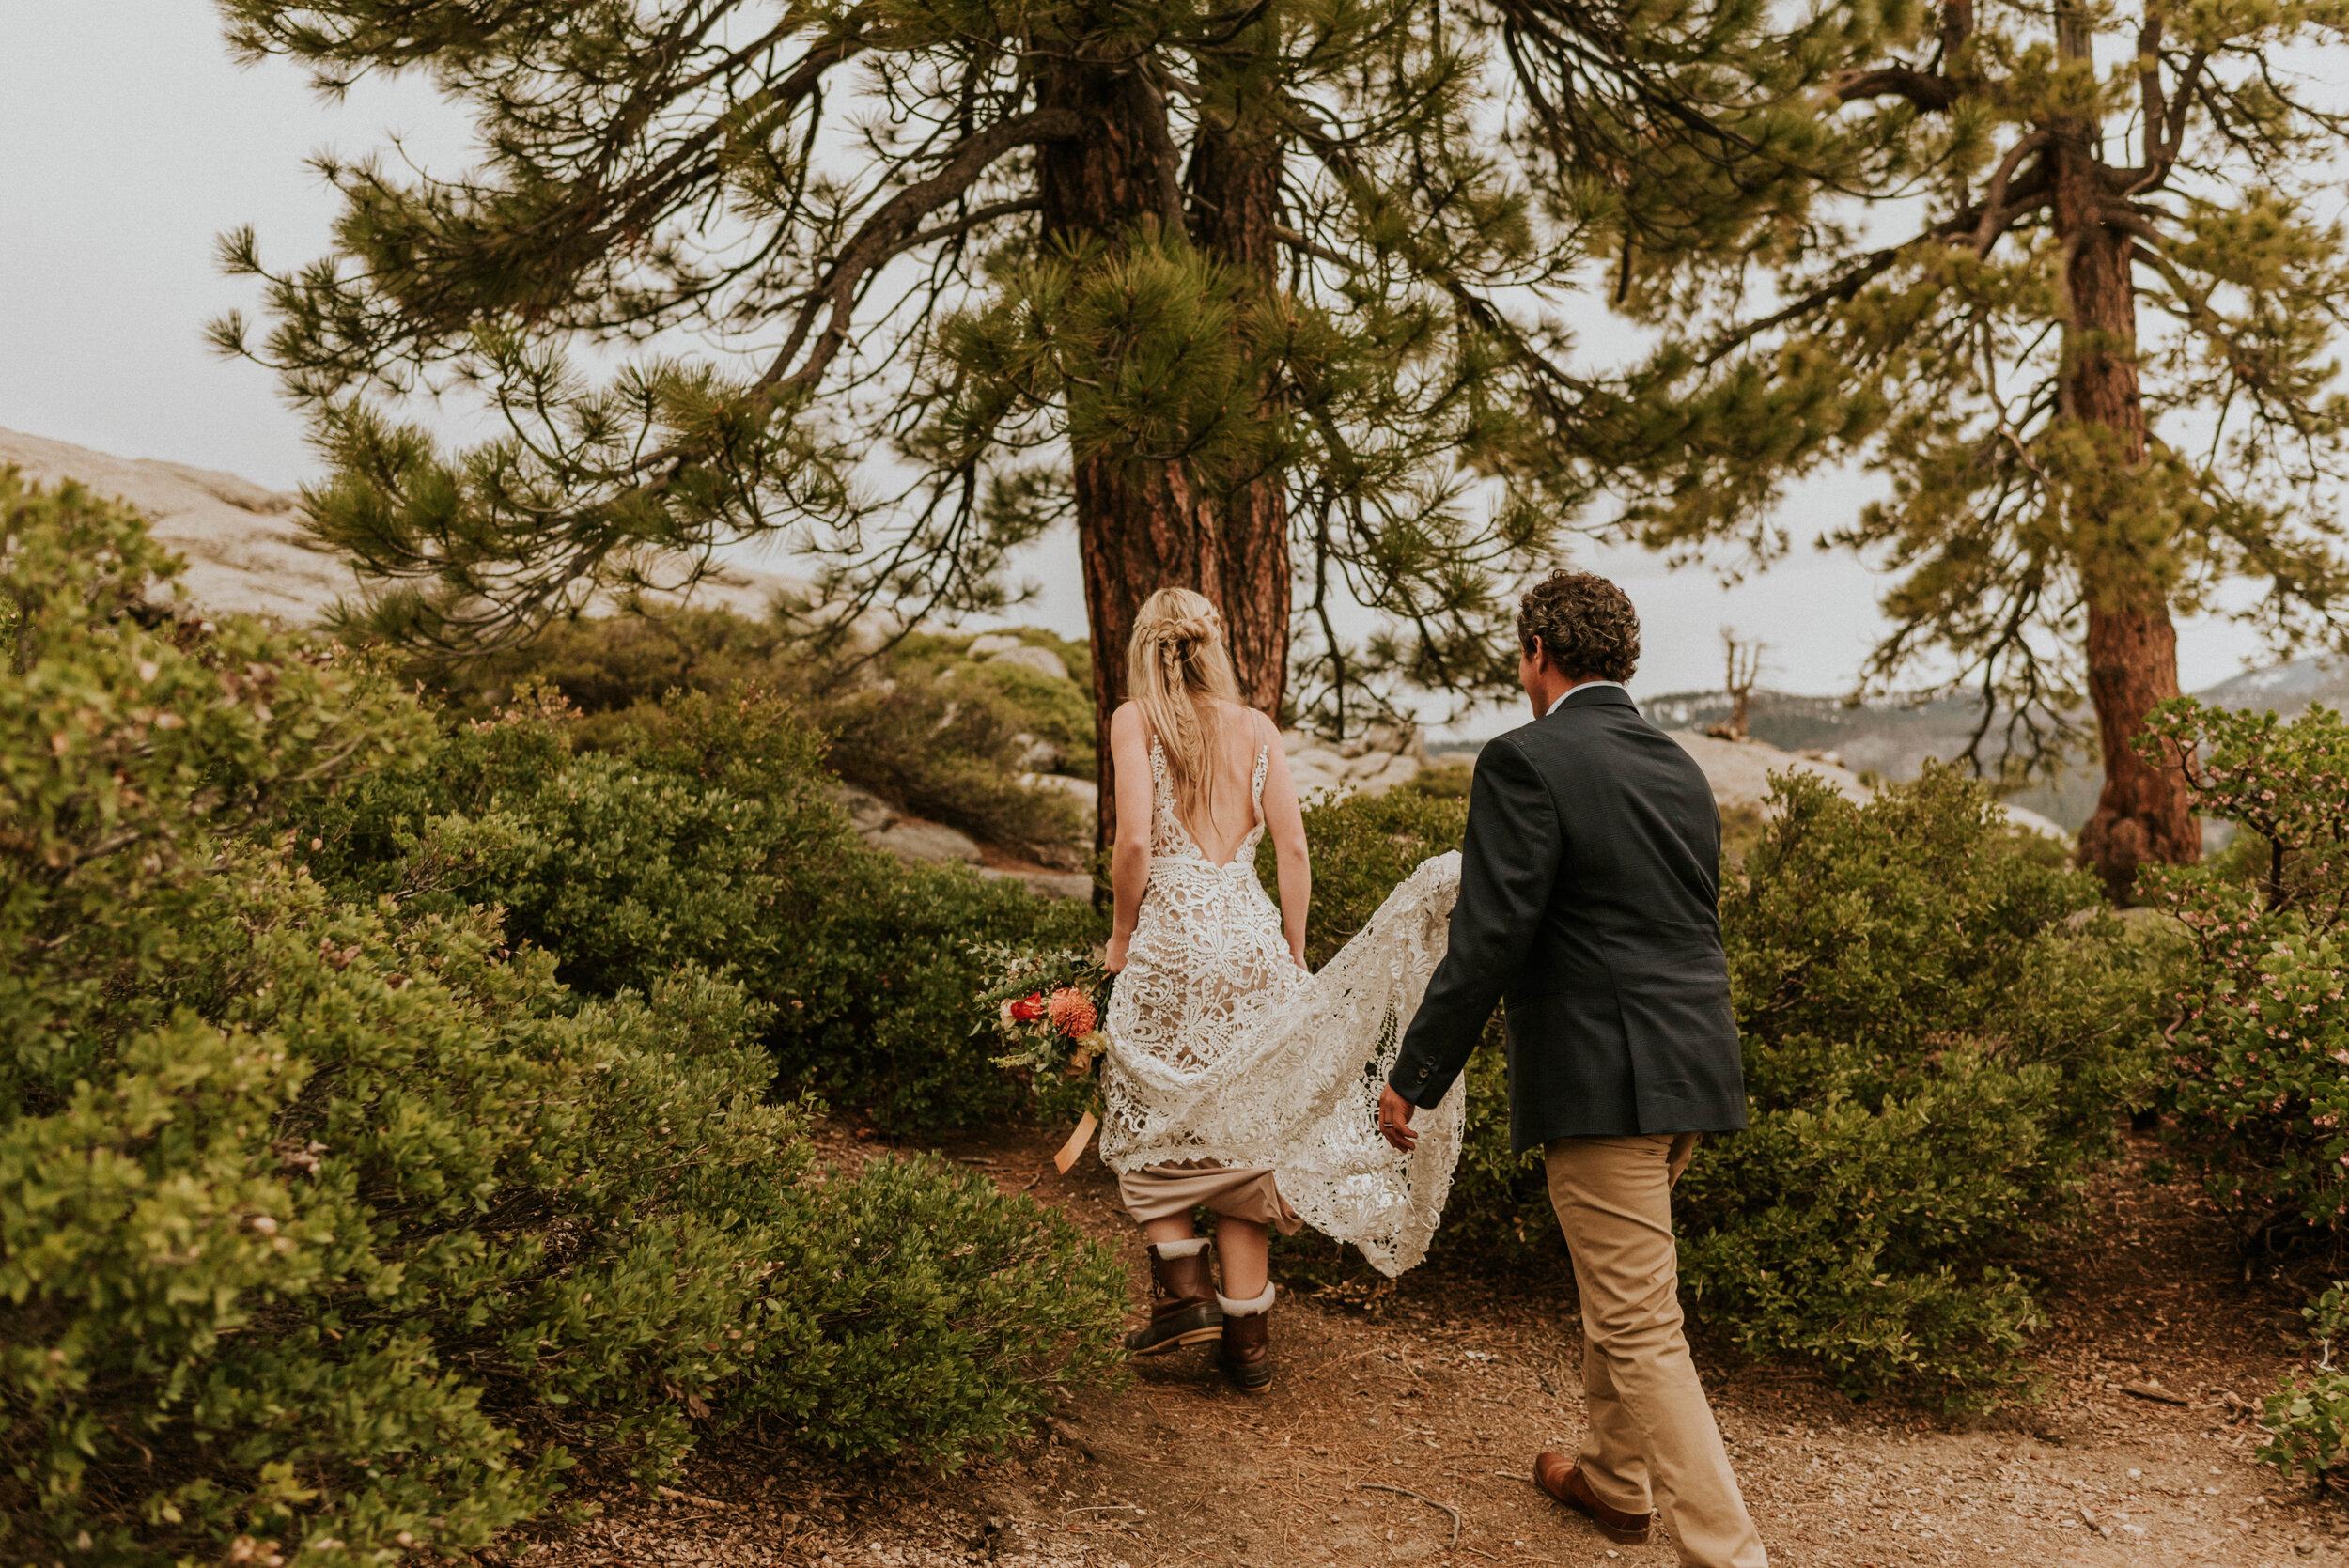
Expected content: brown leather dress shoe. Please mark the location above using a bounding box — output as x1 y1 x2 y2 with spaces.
1125 1243 1223 1355
1533 1452 1654 1545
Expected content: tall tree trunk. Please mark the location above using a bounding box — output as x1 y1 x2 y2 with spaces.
1037 38 1292 857
1187 61 1293 729
2048 125 2199 901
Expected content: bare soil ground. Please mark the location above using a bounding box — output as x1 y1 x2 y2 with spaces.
505 1123 2348 1568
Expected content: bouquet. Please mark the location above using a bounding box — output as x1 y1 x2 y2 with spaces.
974 945 1112 1082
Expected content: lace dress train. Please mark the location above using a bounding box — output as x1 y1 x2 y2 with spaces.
1100 738 1464 1276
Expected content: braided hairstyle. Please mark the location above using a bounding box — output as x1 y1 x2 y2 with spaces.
1126 587 1246 827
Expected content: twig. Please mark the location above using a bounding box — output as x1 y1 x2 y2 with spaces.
1062 1503 1143 1515
1490 1470 1532 1482
1358 1483 1461 1547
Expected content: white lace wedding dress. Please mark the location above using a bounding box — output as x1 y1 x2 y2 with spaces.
1099 737 1466 1276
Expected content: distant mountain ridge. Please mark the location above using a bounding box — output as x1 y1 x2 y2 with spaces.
2192 655 2349 713
1640 655 2348 831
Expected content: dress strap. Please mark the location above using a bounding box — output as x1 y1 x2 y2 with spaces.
1251 740 1269 814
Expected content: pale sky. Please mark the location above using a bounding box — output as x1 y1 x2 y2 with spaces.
0 2 2280 702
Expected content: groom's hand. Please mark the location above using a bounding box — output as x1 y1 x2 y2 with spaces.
1377 1085 1418 1152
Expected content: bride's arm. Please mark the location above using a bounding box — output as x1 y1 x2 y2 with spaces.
1105 703 1154 972
1257 715 1312 969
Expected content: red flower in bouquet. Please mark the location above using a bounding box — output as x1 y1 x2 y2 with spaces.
1008 992 1046 1023
1048 987 1098 1039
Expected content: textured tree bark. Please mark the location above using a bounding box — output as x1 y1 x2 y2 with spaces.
1037 39 1292 857
2078 598 2196 898
1184 56 1292 753
2048 125 2199 900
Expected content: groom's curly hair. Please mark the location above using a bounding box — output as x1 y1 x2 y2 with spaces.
1517 570 1640 682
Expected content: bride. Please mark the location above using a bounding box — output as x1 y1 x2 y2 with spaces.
1098 587 1465 1393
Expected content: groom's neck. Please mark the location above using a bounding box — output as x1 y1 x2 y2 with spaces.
1527 662 1597 717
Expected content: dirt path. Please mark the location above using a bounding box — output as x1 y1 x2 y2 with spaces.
506 1126 2346 1568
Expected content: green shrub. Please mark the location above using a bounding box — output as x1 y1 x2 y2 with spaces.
0 466 435 1105
2258 1281 2349 1483
0 482 1124 1565
735 1149 1125 1461
404 607 786 720
817 665 1085 852
963 655 1098 781
1684 768 2170 1404
301 685 1102 1130
2139 700 2349 1241
401 612 1094 850
1273 763 2168 1404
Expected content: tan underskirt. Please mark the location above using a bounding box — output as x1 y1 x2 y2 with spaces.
1116 1158 1302 1234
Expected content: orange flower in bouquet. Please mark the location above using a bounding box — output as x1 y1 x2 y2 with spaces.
976 948 1112 1082
975 945 1114 1171
1047 987 1098 1039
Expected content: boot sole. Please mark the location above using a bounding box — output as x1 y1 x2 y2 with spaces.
1128 1324 1226 1356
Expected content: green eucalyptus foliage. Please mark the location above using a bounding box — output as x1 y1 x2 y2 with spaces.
2140 699 2349 1238
0 479 1124 1565
1279 765 2168 1403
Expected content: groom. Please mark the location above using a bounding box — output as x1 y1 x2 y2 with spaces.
1378 570 1766 1568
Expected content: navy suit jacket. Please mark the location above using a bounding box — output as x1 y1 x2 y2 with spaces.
1387 685 1749 1152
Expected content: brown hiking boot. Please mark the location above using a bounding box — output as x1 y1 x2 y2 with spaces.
1221 1300 1272 1393
1124 1242 1222 1355
1533 1452 1654 1545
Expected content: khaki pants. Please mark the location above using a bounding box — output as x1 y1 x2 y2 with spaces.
1545 1133 1767 1568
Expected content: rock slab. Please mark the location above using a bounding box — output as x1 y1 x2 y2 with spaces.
1667 730 2065 840
2 426 816 626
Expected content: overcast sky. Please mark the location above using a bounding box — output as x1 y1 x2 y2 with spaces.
1 2 2282 703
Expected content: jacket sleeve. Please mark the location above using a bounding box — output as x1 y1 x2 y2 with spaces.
1386 736 1562 1110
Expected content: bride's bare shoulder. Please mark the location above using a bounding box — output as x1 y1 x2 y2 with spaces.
1206 698 1274 737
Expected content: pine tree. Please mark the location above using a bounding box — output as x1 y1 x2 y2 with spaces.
1562 0 2349 897
210 0 1629 845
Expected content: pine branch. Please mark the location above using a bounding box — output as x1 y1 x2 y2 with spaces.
752 112 1082 411
1693 163 2048 366
1833 66 1957 111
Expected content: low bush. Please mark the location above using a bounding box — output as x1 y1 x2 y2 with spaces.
2139 700 2349 1244
1274 761 2170 1405
401 612 1094 853
817 664 1084 854
298 683 1102 1131
0 478 1124 1566
1689 768 2170 1404
2257 1281 2349 1483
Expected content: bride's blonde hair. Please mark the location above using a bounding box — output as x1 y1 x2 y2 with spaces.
1127 587 1246 824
